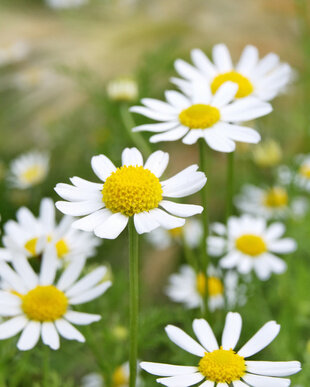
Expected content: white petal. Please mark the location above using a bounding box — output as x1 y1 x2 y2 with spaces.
72 209 112 232
265 223 285 240
94 213 128 239
242 373 290 387
246 360 301 377
70 176 103 190
55 319 85 342
265 254 287 275
91 154 116 181
160 201 203 217
0 316 28 339
141 98 178 115
254 53 279 78
57 257 86 291
0 261 27 294
12 255 38 290
133 212 160 234
66 266 107 297
140 362 198 376
204 132 236 153
221 312 242 350
41 322 60 350
191 48 216 78
165 90 190 109
217 123 261 144
54 183 101 202
133 122 178 133
236 45 259 75
40 198 55 231
200 382 215 387
122 147 143 167
268 239 297 254
238 321 280 358
156 373 204 386
150 126 188 143
221 98 272 122
174 59 202 81
130 106 176 121
64 311 101 325
0 306 22 316
55 200 104 217
192 319 219 352
232 381 248 387
212 44 233 72
147 209 185 230
17 321 41 351
16 207 37 230
69 281 112 305
144 151 169 178
39 245 58 286
211 82 238 108
165 325 205 357
182 130 204 145
220 251 240 268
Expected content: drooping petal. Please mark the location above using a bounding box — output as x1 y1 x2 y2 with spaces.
41 322 60 350
55 319 85 342
17 321 41 351
94 213 129 239
134 212 160 234
147 209 185 230
160 201 203 217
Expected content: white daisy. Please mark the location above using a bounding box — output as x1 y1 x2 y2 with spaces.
172 44 293 101
294 154 310 192
0 41 29 67
252 138 282 168
130 82 271 152
0 247 111 350
107 77 138 102
55 148 207 239
2 198 100 263
141 312 301 386
208 215 297 280
45 0 88 9
8 151 49 189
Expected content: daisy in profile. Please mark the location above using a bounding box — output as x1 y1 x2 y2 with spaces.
141 312 301 386
107 77 138 102
0 247 111 351
130 82 271 152
208 215 297 280
172 44 292 101
8 151 49 189
55 148 206 239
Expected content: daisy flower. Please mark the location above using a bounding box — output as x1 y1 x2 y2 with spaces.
8 151 49 189
208 215 297 280
107 77 138 102
252 138 282 168
172 44 292 101
0 248 111 350
130 82 271 152
294 154 310 192
55 148 207 239
141 312 301 386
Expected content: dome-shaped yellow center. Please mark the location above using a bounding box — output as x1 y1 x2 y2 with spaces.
179 104 220 129
112 366 128 386
22 285 68 321
55 239 70 258
24 237 39 256
211 71 254 98
21 165 45 185
102 166 163 217
199 347 246 383
263 187 288 208
235 234 267 256
196 273 224 297
299 164 310 179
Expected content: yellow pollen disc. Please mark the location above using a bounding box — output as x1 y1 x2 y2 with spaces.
22 285 68 322
199 347 246 383
235 234 267 256
112 366 128 386
179 104 220 129
211 71 254 98
168 227 183 237
102 165 163 217
21 165 45 184
55 239 70 258
196 273 223 297
24 237 38 256
263 187 288 208
299 165 310 179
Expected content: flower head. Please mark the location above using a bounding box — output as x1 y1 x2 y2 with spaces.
141 312 301 386
0 248 111 350
252 138 282 167
107 77 138 102
45 0 88 9
295 154 310 192
130 82 271 152
55 148 207 239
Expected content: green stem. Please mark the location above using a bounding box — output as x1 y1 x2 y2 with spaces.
129 218 139 387
181 234 198 272
198 139 209 312
42 346 50 387
226 152 235 222
120 104 152 158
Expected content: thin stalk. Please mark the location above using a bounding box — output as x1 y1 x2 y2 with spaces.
129 218 139 387
42 346 49 387
226 152 235 222
120 104 152 158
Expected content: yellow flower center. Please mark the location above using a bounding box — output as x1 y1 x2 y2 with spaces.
299 164 310 179
168 227 183 237
55 239 70 258
196 273 224 297
179 104 220 129
22 285 68 322
235 234 267 256
102 166 163 217
211 71 254 98
21 165 45 185
199 347 246 383
112 366 128 386
263 187 288 208
24 237 38 256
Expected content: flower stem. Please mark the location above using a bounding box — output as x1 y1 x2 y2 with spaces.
226 152 235 222
120 103 152 158
129 218 139 387
42 345 49 387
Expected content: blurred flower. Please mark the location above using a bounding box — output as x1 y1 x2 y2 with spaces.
8 151 49 189
12 67 54 90
0 41 29 67
107 77 138 102
146 218 202 250
252 138 282 167
1 198 100 264
141 312 301 385
208 215 297 280
55 147 206 239
130 82 271 152
112 325 128 341
45 0 88 9
172 44 293 101
0 249 111 350
295 154 310 192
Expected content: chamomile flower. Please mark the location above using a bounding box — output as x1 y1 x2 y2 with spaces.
208 215 297 280
45 0 88 9
294 154 310 192
55 148 206 239
0 41 29 67
0 248 111 350
172 44 292 101
8 151 49 189
141 312 301 386
107 77 138 102
252 138 282 167
130 82 271 152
